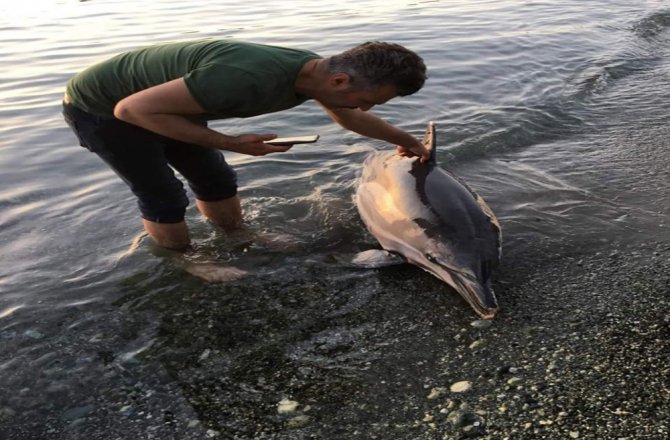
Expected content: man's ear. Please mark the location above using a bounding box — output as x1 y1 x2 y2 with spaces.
329 72 352 88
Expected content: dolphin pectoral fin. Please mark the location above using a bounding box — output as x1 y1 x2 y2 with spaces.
350 249 406 268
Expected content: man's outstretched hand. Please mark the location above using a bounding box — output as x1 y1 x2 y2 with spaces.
396 139 430 162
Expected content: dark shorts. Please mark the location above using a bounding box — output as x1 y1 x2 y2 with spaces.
62 102 237 223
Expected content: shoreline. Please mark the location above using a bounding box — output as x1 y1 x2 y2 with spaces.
3 242 667 439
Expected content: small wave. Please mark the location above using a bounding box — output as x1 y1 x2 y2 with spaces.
632 10 670 40
441 102 584 163
571 12 670 99
453 12 670 163
574 54 660 97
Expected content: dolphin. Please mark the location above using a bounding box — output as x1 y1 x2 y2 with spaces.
355 122 502 319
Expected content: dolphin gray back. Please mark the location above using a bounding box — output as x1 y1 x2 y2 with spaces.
355 122 501 317
418 123 500 276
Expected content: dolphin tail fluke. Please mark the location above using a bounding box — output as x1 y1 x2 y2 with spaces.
422 121 437 164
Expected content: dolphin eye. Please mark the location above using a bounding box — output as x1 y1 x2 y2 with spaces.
425 254 438 263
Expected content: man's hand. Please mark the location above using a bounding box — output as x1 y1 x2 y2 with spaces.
226 134 293 156
396 139 431 162
318 103 432 162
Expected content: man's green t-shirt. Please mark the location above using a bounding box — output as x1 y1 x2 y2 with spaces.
66 40 321 119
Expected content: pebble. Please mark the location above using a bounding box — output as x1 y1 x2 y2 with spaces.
68 418 86 428
507 377 522 386
450 381 472 393
277 399 299 414
447 410 475 428
87 333 103 343
0 407 16 419
206 429 219 437
569 432 580 439
427 387 446 400
470 320 493 329
287 415 310 429
24 329 44 339
469 340 485 350
62 405 95 420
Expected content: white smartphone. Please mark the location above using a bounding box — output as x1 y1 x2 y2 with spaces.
265 135 320 146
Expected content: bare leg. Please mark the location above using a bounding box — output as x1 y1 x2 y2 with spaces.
138 196 247 281
138 219 246 282
195 195 242 230
142 219 190 250
140 194 241 251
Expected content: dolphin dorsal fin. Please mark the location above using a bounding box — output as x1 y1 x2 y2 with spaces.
422 121 437 164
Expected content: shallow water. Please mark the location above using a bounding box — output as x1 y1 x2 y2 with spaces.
1 0 669 438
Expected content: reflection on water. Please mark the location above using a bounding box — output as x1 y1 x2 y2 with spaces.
0 0 669 438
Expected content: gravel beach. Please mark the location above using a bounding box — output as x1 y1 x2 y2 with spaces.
4 240 666 440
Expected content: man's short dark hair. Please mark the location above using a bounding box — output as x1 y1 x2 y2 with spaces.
327 42 427 96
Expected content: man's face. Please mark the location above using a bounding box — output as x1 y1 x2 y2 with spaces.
321 75 398 111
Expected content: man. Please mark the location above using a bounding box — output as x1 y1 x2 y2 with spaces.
63 40 429 250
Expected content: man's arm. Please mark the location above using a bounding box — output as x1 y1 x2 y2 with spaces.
317 102 430 161
113 78 289 156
